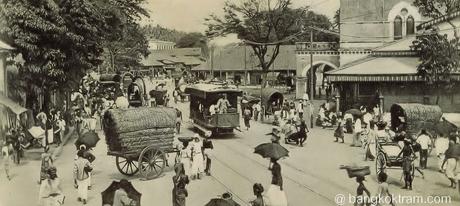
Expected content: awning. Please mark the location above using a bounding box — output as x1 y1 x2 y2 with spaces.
326 57 423 82
0 94 27 115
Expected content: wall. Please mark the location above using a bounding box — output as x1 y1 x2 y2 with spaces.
0 54 7 135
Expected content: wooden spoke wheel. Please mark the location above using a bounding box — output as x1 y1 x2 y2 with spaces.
116 156 139 176
375 152 387 176
138 146 166 179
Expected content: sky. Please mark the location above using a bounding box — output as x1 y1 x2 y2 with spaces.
142 0 340 45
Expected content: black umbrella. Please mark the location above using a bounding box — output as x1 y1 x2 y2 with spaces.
345 109 362 117
254 143 289 160
205 198 240 206
177 136 194 143
75 131 100 148
101 180 141 206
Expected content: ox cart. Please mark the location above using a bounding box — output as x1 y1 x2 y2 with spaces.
103 107 179 179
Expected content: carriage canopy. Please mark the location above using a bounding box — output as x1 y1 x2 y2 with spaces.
260 88 283 107
390 103 442 135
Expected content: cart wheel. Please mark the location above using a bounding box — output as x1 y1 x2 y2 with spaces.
375 152 386 175
138 146 166 179
116 156 139 176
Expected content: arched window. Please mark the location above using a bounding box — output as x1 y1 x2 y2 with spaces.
394 16 403 40
406 16 415 35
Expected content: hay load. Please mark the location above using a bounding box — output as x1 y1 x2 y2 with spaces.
103 107 177 153
390 103 442 135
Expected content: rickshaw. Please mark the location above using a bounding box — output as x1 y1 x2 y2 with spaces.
184 82 242 137
127 77 147 107
260 88 284 117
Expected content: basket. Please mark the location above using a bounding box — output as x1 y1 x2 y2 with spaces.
340 165 370 178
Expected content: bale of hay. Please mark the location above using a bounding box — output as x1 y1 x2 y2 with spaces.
103 107 177 153
390 103 442 135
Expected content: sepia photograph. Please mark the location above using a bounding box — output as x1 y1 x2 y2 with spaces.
0 0 460 205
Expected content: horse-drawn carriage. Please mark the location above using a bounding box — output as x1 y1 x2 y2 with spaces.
103 107 179 179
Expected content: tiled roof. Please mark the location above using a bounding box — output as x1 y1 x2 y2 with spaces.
192 45 296 71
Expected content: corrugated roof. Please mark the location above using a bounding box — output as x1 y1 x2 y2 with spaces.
373 36 415 52
193 45 296 71
327 57 420 75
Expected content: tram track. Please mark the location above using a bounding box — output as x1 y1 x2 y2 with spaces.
210 139 337 205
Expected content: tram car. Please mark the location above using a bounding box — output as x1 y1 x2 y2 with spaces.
185 82 243 137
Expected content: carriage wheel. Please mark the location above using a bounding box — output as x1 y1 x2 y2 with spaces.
116 156 139 176
138 146 166 179
375 152 387 176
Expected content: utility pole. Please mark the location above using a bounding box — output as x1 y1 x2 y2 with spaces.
310 30 314 101
219 50 222 79
244 45 247 85
210 46 214 78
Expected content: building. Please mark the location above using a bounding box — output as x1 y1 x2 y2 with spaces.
192 45 297 85
148 39 176 50
141 48 206 80
0 41 15 135
295 0 460 112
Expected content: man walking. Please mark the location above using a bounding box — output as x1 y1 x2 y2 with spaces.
252 102 261 121
74 150 92 204
297 100 305 120
416 129 431 169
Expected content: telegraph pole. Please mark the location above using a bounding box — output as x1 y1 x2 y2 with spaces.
310 30 314 101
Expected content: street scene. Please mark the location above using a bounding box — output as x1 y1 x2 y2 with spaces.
1 0 460 206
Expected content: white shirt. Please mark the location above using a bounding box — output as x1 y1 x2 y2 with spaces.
354 119 362 133
209 105 216 115
253 104 262 112
297 103 304 113
363 113 372 124
416 134 432 150
435 138 449 155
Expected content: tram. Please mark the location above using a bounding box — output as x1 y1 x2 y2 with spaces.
184 82 242 137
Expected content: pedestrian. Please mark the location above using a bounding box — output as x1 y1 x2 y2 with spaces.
12 132 23 164
297 100 305 120
253 102 262 121
39 147 53 184
265 158 287 206
442 139 460 188
176 108 183 134
202 139 213 176
435 134 450 172
351 118 363 147
376 172 394 206
334 117 345 143
179 140 192 177
173 89 180 104
296 120 309 147
113 179 136 206
282 101 289 120
270 127 282 144
250 183 266 206
39 167 65 206
216 94 231 114
1 141 12 180
397 138 415 190
244 106 252 130
74 149 92 204
355 176 371 206
76 145 95 190
172 163 189 206
416 129 431 169
190 135 204 180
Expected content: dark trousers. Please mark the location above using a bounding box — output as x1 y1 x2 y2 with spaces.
420 149 428 169
204 156 211 174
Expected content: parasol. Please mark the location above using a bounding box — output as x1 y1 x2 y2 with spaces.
254 143 289 160
75 131 100 148
205 198 240 206
345 109 362 117
177 136 194 143
101 180 141 206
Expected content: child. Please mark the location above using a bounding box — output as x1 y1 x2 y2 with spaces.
334 117 345 143
355 176 371 206
376 172 394 206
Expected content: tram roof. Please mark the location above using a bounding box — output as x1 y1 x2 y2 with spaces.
185 83 242 98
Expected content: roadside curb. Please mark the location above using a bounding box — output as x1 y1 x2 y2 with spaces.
51 126 76 160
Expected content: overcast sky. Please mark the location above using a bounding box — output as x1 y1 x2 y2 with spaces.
142 0 340 45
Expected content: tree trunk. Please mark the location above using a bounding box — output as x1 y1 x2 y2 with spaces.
261 71 268 88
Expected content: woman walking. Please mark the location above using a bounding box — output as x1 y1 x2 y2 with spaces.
442 139 460 188
179 141 192 177
172 163 190 206
190 135 204 180
351 118 363 147
39 167 65 206
74 150 92 204
266 158 287 206
334 117 345 143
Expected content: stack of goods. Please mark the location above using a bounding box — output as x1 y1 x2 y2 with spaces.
103 107 176 153
340 165 370 178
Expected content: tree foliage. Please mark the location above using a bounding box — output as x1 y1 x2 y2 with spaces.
176 32 209 56
205 0 314 87
0 0 148 109
142 24 187 43
413 0 460 39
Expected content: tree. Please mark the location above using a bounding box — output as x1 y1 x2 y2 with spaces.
333 9 340 32
176 32 209 57
205 0 308 88
412 0 460 104
294 10 339 43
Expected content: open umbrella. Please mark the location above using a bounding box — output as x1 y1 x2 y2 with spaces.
345 109 362 117
177 136 194 143
254 143 289 160
101 180 141 206
75 131 100 148
205 198 240 206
